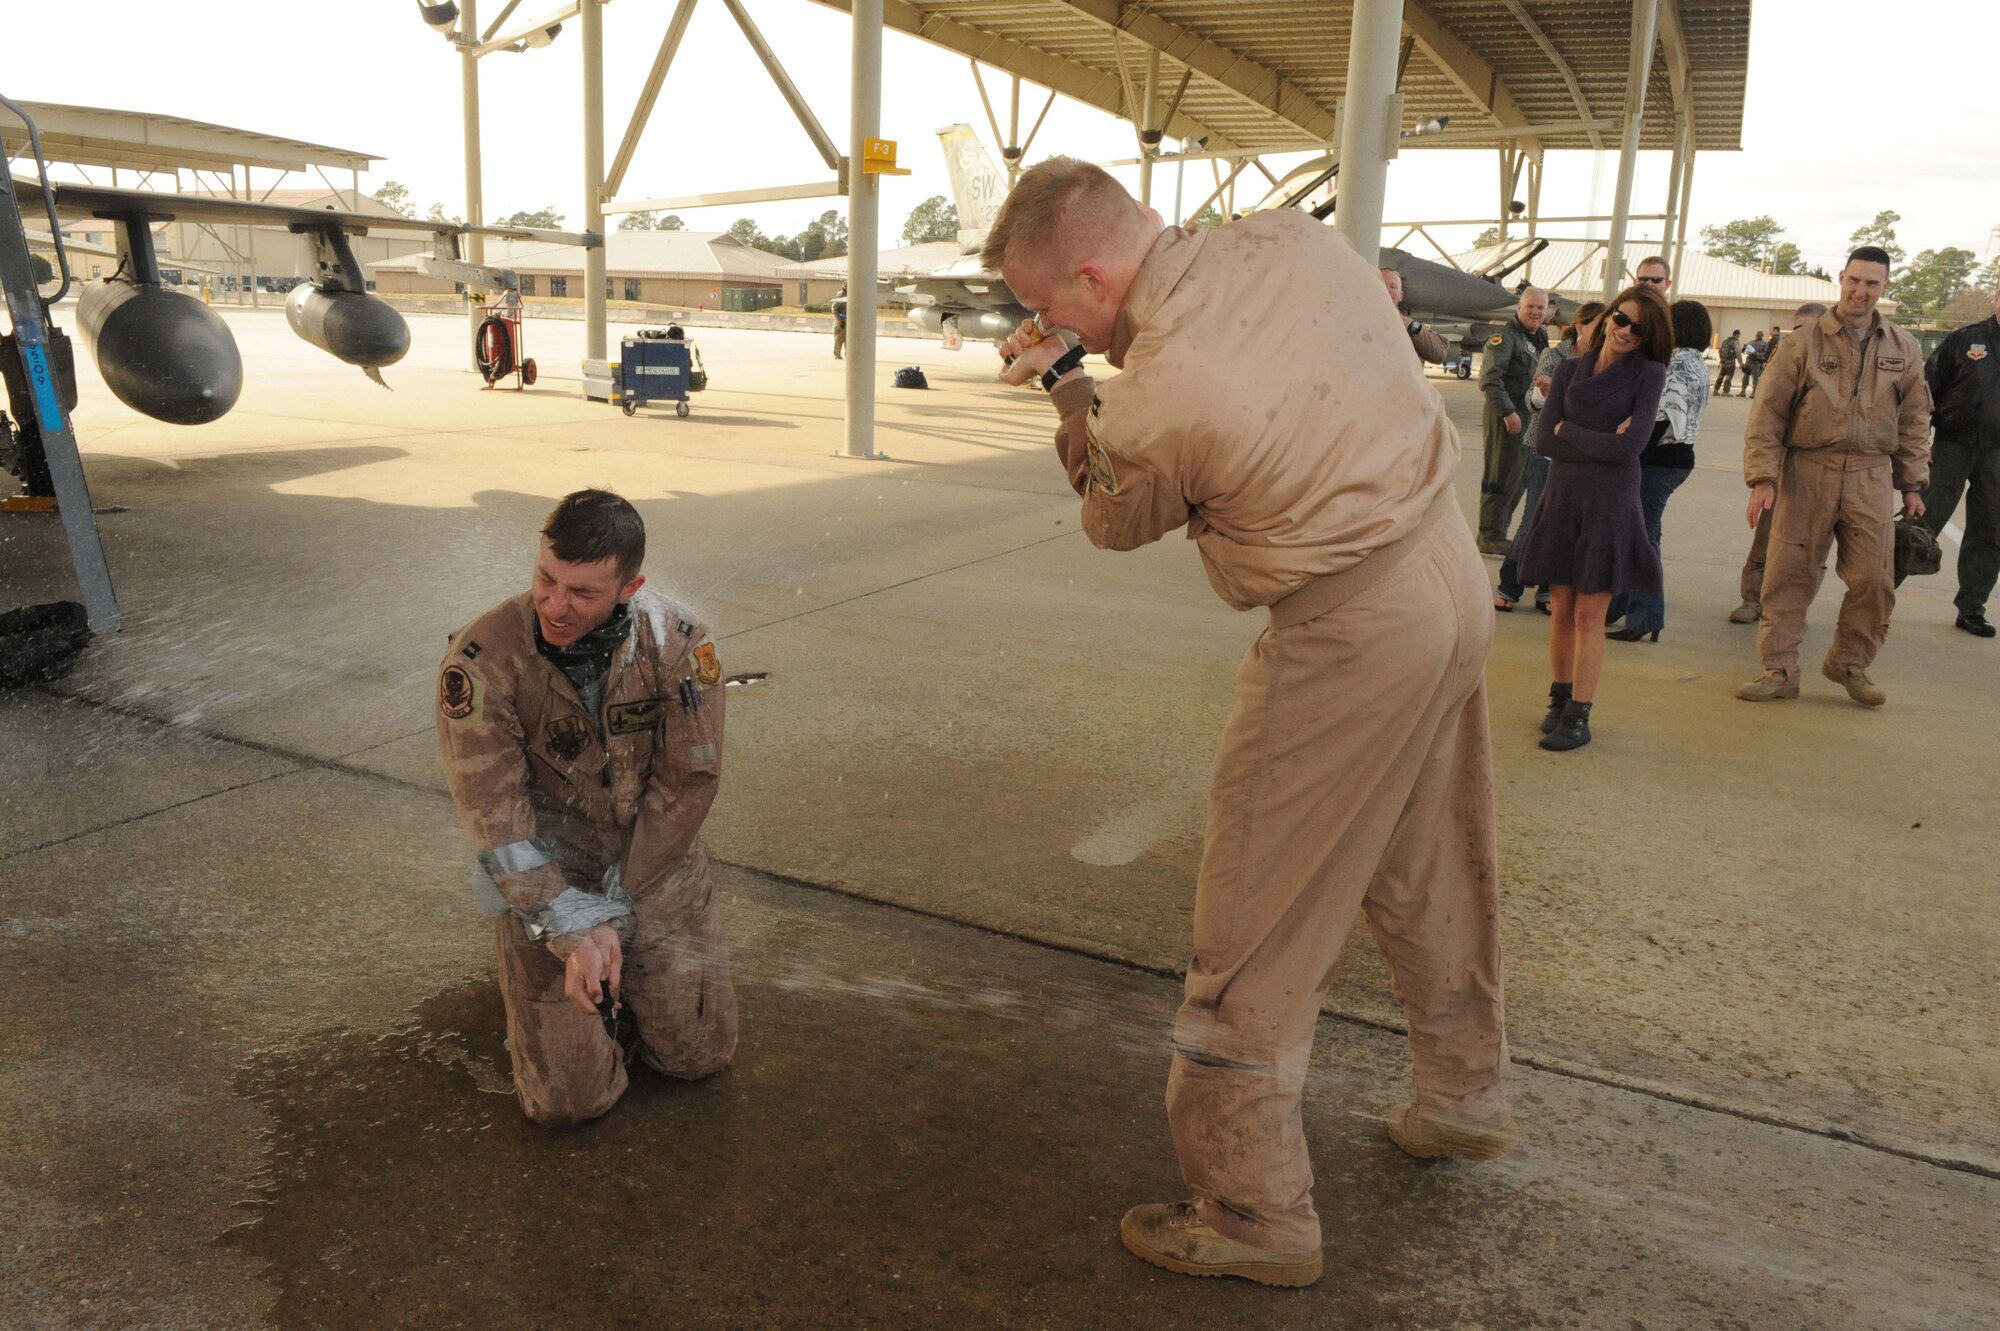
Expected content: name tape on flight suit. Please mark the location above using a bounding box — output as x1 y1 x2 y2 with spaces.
608 698 665 734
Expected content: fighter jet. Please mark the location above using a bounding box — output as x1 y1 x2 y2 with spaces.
897 125 1551 370
895 125 1030 347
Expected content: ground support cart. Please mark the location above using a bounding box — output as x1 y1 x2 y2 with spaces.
617 330 706 417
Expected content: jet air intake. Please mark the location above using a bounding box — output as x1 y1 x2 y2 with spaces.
76 217 242 425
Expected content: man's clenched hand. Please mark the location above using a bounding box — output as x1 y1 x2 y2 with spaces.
562 924 625 1016
998 319 1070 387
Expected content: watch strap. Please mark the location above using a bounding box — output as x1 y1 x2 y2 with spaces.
1042 343 1087 390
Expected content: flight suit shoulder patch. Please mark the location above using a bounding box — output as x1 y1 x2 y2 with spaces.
608 697 667 735
1488 334 1505 346
1085 431 1118 494
439 663 482 722
1967 344 1987 361
692 642 722 688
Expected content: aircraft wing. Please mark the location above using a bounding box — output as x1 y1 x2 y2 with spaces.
892 273 1013 307
14 177 589 246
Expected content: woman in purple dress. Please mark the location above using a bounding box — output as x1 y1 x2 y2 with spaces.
1516 285 1672 751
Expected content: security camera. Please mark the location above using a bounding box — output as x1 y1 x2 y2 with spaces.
415 0 459 32
520 21 562 48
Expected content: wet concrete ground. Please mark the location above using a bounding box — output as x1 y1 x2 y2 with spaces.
3 309 1996 1327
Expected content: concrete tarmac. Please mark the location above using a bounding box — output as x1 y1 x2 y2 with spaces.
2 308 1994 1329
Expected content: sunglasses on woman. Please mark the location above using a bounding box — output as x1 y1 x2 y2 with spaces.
1608 310 1639 329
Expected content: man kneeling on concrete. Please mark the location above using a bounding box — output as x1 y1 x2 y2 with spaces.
991 161 1513 1289
437 489 737 1125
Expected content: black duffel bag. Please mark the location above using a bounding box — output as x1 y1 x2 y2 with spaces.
0 601 91 689
1893 516 1942 585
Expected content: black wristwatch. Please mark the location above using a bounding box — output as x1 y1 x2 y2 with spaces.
1042 343 1087 390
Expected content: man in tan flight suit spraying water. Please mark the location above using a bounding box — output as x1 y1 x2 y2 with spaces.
990 160 1514 1288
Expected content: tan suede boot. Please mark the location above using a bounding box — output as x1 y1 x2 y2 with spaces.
1735 670 1800 701
1119 1202 1323 1288
1821 662 1886 707
1386 1102 1522 1161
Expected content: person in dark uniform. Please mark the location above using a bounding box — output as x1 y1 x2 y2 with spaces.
1918 286 2000 637
1477 288 1551 554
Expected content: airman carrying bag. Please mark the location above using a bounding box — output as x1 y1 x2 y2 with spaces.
1894 516 1942 584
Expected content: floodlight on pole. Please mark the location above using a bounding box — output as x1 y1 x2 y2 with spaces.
416 0 460 32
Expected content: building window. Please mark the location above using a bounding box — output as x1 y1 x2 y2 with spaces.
605 278 615 299
550 276 568 298
799 281 809 304
624 277 642 302
519 275 536 296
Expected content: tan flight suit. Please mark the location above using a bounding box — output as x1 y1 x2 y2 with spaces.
1744 311 1932 676
437 587 737 1126
1407 318 1449 366
1048 211 1507 1253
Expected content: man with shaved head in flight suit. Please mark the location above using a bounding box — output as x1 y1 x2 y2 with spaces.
988 159 1513 1290
437 489 737 1126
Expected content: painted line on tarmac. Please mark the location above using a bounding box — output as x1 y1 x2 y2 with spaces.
29 680 2000 1185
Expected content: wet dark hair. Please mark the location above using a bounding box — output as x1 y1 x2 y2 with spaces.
1606 285 1674 365
541 489 645 581
1847 246 1893 274
1670 299 1712 352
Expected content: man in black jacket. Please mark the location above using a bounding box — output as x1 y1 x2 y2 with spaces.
1919 288 2000 637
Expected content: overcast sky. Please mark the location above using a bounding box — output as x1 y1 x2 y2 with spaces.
7 0 1993 272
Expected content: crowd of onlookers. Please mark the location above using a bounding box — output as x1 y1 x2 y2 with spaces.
1426 247 1999 751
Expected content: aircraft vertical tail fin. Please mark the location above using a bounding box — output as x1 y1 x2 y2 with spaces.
937 124 1006 255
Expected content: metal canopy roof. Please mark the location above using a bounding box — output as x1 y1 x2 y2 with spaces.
810 0 1749 157
0 101 379 175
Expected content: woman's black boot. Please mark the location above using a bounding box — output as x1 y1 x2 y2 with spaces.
1541 681 1573 735
1540 699 1593 751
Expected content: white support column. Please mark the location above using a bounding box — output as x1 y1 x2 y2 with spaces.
1137 47 1159 207
1007 75 1022 184
1660 114 1689 265
1333 0 1403 265
244 167 259 308
461 0 487 369
842 0 883 460
581 0 608 361
1672 149 1696 280
1603 0 1661 300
